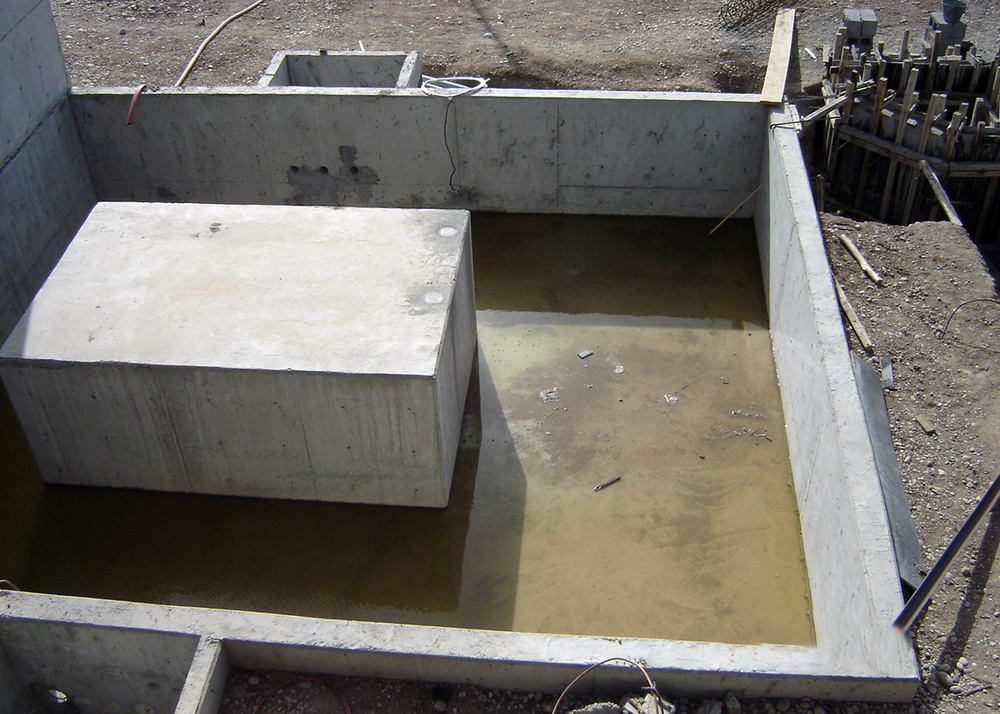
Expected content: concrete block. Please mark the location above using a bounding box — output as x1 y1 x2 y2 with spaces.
928 12 967 44
0 0 68 161
1 202 476 507
860 9 878 38
842 9 862 38
260 50 422 88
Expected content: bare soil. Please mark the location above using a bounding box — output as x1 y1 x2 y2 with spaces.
47 1 1000 713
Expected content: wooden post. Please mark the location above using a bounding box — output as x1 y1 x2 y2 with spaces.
927 30 942 90
902 93 946 223
973 176 999 241
880 67 920 220
828 80 856 186
854 76 889 209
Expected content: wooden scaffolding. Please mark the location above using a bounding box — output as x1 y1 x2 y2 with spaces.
820 19 1000 243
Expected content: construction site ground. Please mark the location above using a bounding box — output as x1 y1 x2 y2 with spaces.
48 1 1000 713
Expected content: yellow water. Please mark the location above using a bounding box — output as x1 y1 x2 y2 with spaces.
0 214 814 645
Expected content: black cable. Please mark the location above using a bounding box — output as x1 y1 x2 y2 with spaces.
444 98 458 192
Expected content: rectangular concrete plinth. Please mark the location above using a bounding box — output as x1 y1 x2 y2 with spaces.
0 202 476 507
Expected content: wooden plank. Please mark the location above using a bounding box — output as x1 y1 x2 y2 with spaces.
828 80 857 180
835 278 874 354
761 9 797 105
838 124 1000 177
919 160 964 226
838 233 884 283
973 176 999 241
854 76 890 208
915 415 937 435
902 93 946 222
879 68 920 220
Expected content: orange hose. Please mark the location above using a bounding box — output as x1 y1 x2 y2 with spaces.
125 84 147 125
174 0 267 86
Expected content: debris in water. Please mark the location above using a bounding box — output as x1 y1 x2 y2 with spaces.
594 476 621 492
613 363 625 374
719 376 730 384
578 349 594 359
539 387 561 402
664 393 680 405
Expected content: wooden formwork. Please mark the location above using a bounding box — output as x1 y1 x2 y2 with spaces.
820 24 1000 242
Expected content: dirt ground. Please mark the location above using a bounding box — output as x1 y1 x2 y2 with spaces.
47 1 1000 713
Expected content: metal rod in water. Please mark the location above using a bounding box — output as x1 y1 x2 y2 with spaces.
894 471 1000 632
594 476 622 492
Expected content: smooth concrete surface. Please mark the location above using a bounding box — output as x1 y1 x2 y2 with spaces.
0 99 95 340
1 0 95 344
174 636 229 714
0 0 68 160
0 202 476 507
0 586 915 711
754 110 918 679
0 640 31 714
259 50 422 88
0 608 199 714
69 88 765 216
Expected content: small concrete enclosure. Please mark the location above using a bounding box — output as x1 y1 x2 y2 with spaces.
0 2 922 711
1 202 476 507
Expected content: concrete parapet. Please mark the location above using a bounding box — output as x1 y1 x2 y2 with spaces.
755 110 918 681
69 88 765 217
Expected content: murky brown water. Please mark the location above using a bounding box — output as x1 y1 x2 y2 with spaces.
0 214 813 645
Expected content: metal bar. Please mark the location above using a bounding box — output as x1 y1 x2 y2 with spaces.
894 472 1000 632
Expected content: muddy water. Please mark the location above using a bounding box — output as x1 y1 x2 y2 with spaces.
0 214 814 645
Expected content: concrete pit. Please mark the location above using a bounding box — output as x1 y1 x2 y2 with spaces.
0 3 919 709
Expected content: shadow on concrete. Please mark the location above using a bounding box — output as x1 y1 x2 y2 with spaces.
922 502 1000 702
12 357 528 631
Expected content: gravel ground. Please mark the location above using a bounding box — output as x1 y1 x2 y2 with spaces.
43 1 1000 713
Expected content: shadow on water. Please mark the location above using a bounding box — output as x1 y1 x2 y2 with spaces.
3 355 528 632
471 213 766 330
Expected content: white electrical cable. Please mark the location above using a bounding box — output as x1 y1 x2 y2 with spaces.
420 75 489 98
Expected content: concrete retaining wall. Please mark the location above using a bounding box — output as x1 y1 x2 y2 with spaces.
754 111 918 677
0 0 94 343
0 614 199 713
69 88 764 217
